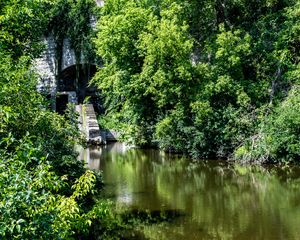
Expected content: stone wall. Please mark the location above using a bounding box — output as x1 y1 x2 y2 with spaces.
61 38 77 72
96 0 104 7
35 37 78 92
35 36 56 95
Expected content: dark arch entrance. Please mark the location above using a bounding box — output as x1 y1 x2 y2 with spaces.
56 64 103 113
59 64 97 103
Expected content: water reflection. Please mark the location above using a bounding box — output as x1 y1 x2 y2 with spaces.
79 143 300 240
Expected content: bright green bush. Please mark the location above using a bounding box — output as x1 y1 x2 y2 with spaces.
0 136 102 239
235 86 300 163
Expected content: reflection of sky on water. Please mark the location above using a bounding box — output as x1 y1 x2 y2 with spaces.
117 193 133 205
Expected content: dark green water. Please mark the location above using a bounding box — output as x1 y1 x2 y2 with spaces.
80 143 300 240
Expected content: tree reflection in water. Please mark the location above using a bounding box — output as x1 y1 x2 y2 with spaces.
80 143 300 240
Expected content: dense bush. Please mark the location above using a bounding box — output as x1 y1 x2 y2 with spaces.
0 137 97 239
235 86 300 163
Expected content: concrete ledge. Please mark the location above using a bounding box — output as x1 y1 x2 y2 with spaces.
76 104 104 145
76 104 121 145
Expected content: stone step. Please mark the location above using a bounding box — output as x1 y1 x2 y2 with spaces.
76 104 104 145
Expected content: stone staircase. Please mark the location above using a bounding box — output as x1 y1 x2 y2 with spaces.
76 104 105 145
76 104 120 145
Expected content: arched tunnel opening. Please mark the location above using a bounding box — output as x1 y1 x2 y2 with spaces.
56 64 103 114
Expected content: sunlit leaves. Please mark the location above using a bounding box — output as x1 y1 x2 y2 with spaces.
94 0 195 145
0 0 52 58
138 3 193 108
0 137 98 239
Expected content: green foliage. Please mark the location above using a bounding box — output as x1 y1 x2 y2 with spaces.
0 136 101 239
0 2 111 236
48 0 97 65
0 0 53 58
137 3 194 109
94 0 300 162
235 86 300 163
94 0 195 146
0 54 84 181
0 50 105 238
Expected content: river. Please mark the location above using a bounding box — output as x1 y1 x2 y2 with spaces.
79 142 300 240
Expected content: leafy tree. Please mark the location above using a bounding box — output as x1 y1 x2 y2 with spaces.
94 0 195 145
